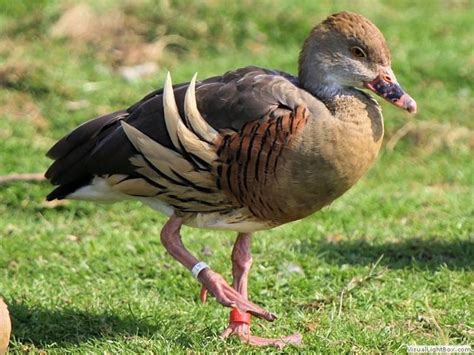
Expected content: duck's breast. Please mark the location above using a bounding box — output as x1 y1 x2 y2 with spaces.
269 92 384 222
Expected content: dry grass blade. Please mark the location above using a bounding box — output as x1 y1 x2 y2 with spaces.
386 121 416 151
386 121 473 153
0 173 45 185
302 255 387 312
337 254 386 317
421 299 450 344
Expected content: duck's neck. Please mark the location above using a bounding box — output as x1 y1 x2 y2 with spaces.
301 78 366 120
311 83 346 106
300 67 340 100
299 65 356 115
299 63 380 122
298 43 344 98
298 41 366 114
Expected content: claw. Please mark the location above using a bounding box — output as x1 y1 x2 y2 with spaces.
200 286 207 304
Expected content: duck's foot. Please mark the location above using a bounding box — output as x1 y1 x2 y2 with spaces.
220 309 302 349
199 269 277 321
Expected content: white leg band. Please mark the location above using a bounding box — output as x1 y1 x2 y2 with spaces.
191 261 209 279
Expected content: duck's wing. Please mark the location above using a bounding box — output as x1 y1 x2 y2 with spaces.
45 66 324 222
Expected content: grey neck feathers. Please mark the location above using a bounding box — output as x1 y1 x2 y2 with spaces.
299 52 348 104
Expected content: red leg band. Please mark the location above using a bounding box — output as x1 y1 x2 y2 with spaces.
229 308 251 325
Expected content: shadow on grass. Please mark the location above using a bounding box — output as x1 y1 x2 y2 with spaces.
298 237 473 270
7 301 188 347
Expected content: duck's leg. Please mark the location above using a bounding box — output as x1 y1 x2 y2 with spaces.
220 233 303 349
160 215 276 321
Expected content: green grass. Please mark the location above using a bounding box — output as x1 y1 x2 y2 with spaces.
0 0 473 353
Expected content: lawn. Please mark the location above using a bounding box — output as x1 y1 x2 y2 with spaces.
0 0 472 353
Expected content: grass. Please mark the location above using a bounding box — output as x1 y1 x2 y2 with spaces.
0 0 473 353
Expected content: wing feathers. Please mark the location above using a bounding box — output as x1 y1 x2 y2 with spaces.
121 120 191 181
120 74 237 212
184 74 219 144
163 72 183 152
112 177 161 196
166 73 218 165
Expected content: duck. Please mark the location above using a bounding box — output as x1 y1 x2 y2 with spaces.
45 11 416 348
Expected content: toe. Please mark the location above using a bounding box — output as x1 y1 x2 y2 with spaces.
199 269 276 321
237 301 277 321
220 322 250 340
282 333 303 345
220 327 233 339
246 333 303 349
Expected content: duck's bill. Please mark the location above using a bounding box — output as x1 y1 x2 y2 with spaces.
364 74 417 114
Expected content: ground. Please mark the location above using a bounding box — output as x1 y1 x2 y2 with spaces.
0 0 472 353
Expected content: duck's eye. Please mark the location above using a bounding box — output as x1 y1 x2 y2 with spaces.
351 46 367 58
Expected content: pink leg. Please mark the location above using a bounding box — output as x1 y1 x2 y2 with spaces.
220 233 303 349
160 215 276 321
231 233 252 298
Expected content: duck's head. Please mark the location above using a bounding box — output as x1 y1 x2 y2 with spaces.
299 12 417 113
